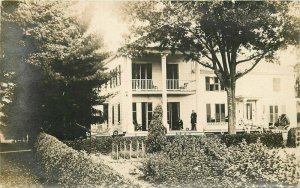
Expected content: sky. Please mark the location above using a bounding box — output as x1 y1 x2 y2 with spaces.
74 1 299 68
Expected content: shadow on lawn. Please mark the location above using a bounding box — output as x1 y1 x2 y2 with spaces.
0 143 58 187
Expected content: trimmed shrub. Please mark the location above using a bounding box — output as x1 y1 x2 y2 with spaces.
218 132 284 148
140 135 299 187
146 105 167 153
35 133 135 187
64 136 146 155
287 127 299 148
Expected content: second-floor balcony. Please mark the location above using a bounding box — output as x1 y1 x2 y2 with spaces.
167 79 194 91
132 79 158 90
132 79 195 94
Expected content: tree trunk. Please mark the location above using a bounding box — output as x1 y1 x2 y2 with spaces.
227 83 236 134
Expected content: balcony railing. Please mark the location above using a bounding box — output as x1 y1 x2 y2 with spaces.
132 79 157 90
167 79 193 91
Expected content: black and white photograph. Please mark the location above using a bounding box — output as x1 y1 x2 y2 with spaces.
0 0 300 187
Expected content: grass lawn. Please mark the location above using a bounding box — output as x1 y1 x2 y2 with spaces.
0 143 53 187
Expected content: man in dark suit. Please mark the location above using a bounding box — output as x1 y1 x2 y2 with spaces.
191 110 197 131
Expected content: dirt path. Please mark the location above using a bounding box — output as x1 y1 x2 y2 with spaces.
91 154 156 188
0 151 44 188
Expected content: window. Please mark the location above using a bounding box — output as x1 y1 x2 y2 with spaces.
269 105 278 123
118 65 121 85
167 64 179 89
205 76 225 91
147 103 153 126
206 103 226 123
206 104 211 122
108 66 121 89
132 103 137 124
117 103 121 124
132 63 152 79
112 105 115 125
246 103 252 120
273 78 281 92
132 102 152 131
167 64 179 79
215 104 225 122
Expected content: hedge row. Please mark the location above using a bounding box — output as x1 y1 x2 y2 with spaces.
217 132 284 148
65 132 287 155
141 136 299 187
35 133 136 187
64 136 146 154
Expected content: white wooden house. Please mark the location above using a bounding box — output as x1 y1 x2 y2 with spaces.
96 52 297 135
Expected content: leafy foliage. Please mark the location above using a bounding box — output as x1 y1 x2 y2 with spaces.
64 136 146 155
218 133 284 148
35 133 134 187
1 1 110 139
287 127 300 148
140 135 299 187
146 105 167 153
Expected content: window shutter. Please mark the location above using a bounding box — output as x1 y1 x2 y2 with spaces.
206 104 211 122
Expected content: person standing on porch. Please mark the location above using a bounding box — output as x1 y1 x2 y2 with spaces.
191 110 197 131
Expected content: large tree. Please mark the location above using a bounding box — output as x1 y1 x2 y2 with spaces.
121 1 300 134
1 1 109 139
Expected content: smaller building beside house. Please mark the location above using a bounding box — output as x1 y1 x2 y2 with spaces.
95 51 297 135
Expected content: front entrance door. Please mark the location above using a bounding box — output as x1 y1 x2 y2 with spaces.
246 103 253 120
245 101 256 124
133 102 152 131
167 102 180 130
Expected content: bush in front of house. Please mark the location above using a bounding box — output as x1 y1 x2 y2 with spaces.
64 136 113 154
140 135 298 187
64 136 146 155
218 132 284 148
287 127 300 148
35 133 133 187
145 105 167 153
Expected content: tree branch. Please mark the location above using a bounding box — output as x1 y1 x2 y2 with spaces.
235 51 269 80
215 32 229 76
236 52 266 64
180 50 214 70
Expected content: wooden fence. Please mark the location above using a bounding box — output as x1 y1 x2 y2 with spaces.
111 140 146 160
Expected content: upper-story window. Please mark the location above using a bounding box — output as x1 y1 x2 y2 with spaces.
167 64 179 79
132 63 152 80
109 66 121 89
167 64 179 89
273 77 281 92
205 76 225 91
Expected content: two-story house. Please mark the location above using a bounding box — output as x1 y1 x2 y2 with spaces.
97 51 297 135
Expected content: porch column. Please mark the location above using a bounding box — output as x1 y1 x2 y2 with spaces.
122 56 134 133
195 62 204 132
161 54 168 131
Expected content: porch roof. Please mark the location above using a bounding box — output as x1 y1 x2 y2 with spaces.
235 95 261 101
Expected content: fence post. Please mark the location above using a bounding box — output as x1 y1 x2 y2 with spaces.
124 141 127 159
137 140 140 158
141 140 145 156
111 144 114 159
129 141 132 159
116 144 119 160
